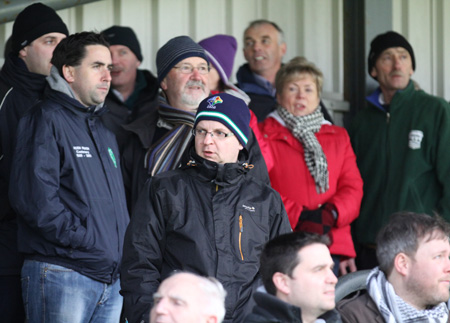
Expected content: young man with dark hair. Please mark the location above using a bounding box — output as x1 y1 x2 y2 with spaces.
245 232 341 323
337 212 450 322
9 31 129 322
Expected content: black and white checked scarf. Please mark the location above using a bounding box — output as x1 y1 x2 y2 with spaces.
367 267 449 323
277 106 329 194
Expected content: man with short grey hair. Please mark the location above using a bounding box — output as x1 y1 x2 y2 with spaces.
337 212 450 322
236 20 286 121
150 272 227 323
236 19 333 123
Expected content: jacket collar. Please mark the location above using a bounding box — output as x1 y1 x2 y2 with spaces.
366 80 414 112
44 67 107 118
236 63 275 97
183 147 250 187
0 54 47 98
252 291 303 322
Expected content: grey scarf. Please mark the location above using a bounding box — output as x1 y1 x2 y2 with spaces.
367 267 449 323
277 106 329 193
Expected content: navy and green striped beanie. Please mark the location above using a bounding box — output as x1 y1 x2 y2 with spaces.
194 93 250 146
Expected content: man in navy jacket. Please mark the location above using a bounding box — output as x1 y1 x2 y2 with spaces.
0 4 68 321
9 32 129 323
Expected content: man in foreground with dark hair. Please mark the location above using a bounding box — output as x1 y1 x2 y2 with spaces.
337 212 450 322
245 232 341 323
9 32 129 322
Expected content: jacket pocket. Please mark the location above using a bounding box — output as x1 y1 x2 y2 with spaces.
239 214 244 261
233 208 269 263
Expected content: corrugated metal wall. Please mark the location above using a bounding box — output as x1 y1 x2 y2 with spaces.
1 0 449 123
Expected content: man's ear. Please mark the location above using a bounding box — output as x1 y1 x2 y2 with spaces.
160 77 168 91
394 252 410 277
239 143 244 151
18 46 28 59
273 272 290 295
62 65 75 83
280 42 287 57
370 66 378 79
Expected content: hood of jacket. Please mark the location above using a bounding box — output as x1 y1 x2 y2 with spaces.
45 66 107 117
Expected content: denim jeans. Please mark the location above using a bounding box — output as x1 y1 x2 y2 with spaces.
21 260 122 323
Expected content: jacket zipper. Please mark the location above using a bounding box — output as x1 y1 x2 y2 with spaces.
239 215 244 261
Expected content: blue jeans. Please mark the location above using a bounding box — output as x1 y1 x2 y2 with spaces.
21 260 122 323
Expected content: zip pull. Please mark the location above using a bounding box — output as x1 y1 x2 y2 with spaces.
386 112 390 123
239 215 244 261
216 184 219 192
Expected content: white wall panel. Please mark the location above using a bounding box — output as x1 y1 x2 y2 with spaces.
1 0 449 110
392 0 447 98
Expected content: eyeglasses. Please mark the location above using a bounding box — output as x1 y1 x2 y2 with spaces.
173 64 210 75
192 128 235 139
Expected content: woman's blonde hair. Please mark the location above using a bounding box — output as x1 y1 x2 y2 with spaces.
275 56 324 97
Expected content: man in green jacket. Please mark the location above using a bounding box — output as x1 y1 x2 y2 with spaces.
350 31 450 269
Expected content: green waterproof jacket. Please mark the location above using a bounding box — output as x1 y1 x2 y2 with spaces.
350 81 450 245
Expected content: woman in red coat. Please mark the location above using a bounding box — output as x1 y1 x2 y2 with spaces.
259 57 363 275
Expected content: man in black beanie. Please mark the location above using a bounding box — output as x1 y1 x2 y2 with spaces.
0 3 68 321
349 31 450 269
121 93 291 323
101 26 158 152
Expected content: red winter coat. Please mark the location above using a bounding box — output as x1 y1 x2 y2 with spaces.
259 113 363 257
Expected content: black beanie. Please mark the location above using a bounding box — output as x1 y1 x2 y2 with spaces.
194 93 250 146
12 3 69 54
368 31 416 78
101 26 143 62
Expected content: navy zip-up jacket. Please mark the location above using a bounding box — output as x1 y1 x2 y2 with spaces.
9 69 129 284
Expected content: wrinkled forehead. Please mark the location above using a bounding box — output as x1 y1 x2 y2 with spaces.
244 23 280 40
377 46 410 58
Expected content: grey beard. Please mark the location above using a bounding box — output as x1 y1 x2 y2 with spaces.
181 81 208 108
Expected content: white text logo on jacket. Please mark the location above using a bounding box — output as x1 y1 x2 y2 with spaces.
73 146 92 158
242 204 255 212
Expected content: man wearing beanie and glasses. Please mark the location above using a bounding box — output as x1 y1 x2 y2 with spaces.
0 3 68 321
121 35 270 214
100 26 158 152
121 93 291 323
349 31 450 269
120 35 210 212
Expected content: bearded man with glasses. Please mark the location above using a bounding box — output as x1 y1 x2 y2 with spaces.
121 93 291 323
121 36 272 215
